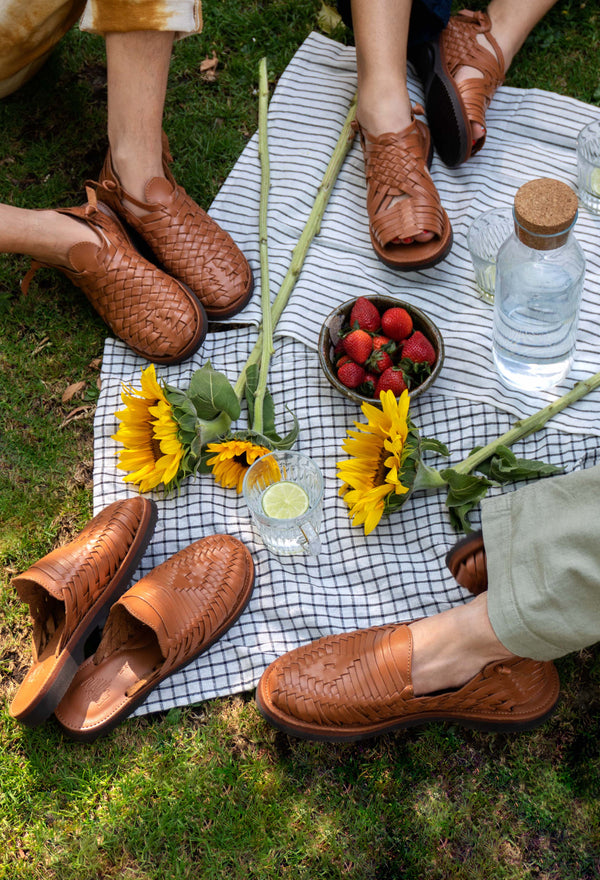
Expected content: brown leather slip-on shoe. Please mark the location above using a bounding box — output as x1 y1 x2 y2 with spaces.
21 188 207 365
10 497 158 727
445 530 487 595
256 624 560 742
55 534 255 742
95 135 254 320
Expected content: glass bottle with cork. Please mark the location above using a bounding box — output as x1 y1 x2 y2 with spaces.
492 178 585 392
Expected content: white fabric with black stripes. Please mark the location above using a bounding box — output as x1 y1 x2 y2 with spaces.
94 32 600 716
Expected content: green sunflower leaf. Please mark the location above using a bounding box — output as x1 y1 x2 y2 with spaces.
441 468 493 532
187 362 240 421
420 437 450 457
470 444 564 483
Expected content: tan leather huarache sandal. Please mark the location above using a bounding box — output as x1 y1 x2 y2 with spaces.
437 10 505 166
354 109 453 270
256 624 560 743
55 534 255 741
10 497 158 727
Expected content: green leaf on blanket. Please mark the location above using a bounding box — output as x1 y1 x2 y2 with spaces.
187 361 241 421
469 444 564 483
440 469 494 533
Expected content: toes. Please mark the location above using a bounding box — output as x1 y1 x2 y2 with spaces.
472 122 485 145
391 230 434 245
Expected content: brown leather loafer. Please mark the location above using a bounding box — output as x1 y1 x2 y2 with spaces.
55 534 255 741
10 497 157 727
96 135 254 320
445 530 487 595
256 624 559 742
21 189 207 364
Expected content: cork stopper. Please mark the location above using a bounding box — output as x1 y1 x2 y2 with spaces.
514 178 578 250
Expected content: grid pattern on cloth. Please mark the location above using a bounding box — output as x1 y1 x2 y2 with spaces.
93 32 600 716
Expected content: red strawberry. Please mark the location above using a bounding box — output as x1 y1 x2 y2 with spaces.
359 371 379 398
333 339 346 357
343 329 373 364
381 307 413 341
372 334 395 352
336 354 353 368
401 330 436 365
337 361 366 389
349 297 380 333
375 367 407 397
368 348 393 374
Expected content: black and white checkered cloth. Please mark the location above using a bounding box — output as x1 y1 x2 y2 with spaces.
93 33 600 716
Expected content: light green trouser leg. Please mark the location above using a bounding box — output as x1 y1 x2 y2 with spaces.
483 464 600 661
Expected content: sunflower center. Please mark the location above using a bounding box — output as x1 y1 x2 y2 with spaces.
151 438 163 462
374 448 389 486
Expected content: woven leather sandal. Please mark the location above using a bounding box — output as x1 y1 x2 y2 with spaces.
256 623 560 742
445 530 488 595
409 9 505 167
55 534 255 741
95 133 254 320
354 111 452 270
21 188 206 364
10 497 157 727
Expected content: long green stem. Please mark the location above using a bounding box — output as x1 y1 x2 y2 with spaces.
233 93 358 397
453 372 600 474
252 56 273 435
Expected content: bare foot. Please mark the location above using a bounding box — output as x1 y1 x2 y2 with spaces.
24 210 102 267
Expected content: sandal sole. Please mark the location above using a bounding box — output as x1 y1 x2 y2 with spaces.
409 37 472 168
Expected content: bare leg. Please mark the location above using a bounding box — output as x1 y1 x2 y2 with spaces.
408 593 515 695
455 0 558 141
351 0 433 244
0 31 176 262
105 30 174 212
0 205 99 265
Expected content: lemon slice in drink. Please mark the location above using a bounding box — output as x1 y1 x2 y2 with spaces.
261 481 309 519
591 167 600 196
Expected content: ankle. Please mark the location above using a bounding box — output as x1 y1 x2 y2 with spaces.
408 596 516 696
16 210 100 266
356 85 413 137
109 142 165 206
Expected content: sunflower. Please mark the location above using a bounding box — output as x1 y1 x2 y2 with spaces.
206 438 272 493
112 364 184 493
337 389 414 535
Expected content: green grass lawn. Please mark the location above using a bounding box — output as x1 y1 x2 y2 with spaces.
1 2 599 878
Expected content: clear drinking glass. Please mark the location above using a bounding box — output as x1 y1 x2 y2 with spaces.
467 207 515 303
242 451 324 556
577 119 600 214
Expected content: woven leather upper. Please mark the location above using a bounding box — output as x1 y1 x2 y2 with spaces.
97 139 253 319
92 533 254 679
441 10 505 154
13 497 153 659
